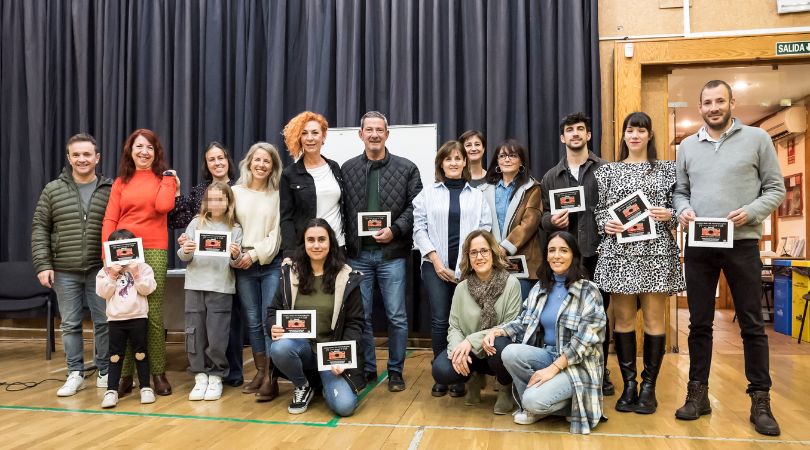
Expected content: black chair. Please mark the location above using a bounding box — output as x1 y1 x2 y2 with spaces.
0 261 56 359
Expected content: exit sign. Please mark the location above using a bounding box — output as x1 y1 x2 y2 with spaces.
776 41 810 56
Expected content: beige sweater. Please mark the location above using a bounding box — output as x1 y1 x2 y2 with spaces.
232 185 281 264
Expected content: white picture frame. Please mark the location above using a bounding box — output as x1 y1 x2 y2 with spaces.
357 212 392 237
548 186 586 214
608 190 653 230
688 218 734 248
505 255 529 279
616 217 658 243
316 340 358 371
275 310 316 339
193 230 231 257
104 237 145 267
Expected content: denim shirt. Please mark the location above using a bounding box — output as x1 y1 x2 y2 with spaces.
494 179 515 235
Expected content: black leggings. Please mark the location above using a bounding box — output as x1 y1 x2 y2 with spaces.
108 318 150 390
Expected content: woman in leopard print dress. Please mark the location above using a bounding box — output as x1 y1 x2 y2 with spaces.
594 112 684 416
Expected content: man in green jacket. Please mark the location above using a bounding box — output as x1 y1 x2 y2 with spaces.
31 133 113 397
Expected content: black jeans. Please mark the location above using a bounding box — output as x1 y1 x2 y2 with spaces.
684 239 771 392
431 336 513 385
583 255 611 370
108 318 150 390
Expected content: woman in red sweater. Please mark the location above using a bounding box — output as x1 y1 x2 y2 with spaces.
102 128 178 396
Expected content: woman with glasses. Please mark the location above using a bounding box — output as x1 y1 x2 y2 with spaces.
431 230 522 414
413 140 491 398
481 139 544 299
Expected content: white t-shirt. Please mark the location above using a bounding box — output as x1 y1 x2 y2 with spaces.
307 163 345 245
568 163 581 181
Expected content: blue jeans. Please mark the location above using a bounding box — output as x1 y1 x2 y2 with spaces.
348 250 407 374
52 269 109 374
235 256 281 354
269 338 359 417
502 343 573 417
420 261 456 358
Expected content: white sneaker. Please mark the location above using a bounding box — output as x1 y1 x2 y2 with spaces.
96 372 108 389
513 409 542 425
204 375 222 401
101 390 118 408
189 373 209 401
56 371 86 397
140 387 156 404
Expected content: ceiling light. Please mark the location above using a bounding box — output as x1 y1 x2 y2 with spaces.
732 81 750 91
780 99 792 106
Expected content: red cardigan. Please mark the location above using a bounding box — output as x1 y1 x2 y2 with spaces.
102 170 176 250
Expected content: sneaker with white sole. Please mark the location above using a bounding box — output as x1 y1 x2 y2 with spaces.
189 373 209 401
204 375 222 401
96 372 108 389
513 408 542 425
101 390 118 408
140 387 156 404
287 384 314 414
57 371 85 397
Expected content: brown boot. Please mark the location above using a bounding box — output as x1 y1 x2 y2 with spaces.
152 373 172 396
117 376 133 397
242 352 267 394
255 358 279 402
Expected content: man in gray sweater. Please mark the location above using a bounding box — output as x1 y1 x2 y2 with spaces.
673 80 785 436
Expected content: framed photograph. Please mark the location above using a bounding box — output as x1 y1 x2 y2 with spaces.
608 190 652 229
688 218 734 248
275 310 316 339
505 255 529 279
104 238 145 267
777 173 803 217
357 212 391 236
548 186 586 214
316 341 357 371
193 230 231 257
616 217 658 243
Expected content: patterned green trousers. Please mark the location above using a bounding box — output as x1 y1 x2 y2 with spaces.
122 249 167 376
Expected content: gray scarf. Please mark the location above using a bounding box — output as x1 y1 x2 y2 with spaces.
467 268 509 329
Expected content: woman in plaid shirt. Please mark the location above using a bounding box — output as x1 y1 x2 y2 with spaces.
483 231 606 434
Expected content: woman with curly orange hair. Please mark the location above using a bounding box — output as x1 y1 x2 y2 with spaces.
279 111 346 257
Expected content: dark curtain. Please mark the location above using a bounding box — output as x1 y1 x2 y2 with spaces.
0 0 600 261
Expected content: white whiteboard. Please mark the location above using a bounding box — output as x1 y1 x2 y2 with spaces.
321 124 438 190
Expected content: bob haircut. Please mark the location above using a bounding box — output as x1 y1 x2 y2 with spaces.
618 111 657 172
485 138 532 188
118 128 168 183
282 111 329 159
434 140 470 183
459 230 508 280
292 218 346 295
537 231 589 289
235 142 283 191
201 141 236 183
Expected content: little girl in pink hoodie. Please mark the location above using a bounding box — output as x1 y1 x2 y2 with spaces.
96 229 157 408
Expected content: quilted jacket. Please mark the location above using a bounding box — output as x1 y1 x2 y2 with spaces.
341 149 423 259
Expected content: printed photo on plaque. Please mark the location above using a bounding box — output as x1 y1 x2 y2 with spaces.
275 310 316 339
688 218 734 248
357 212 391 236
505 255 529 278
317 341 357 371
616 217 658 243
609 190 652 229
104 238 145 267
549 186 586 214
194 230 231 257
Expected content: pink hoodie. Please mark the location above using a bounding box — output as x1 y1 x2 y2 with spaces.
96 262 156 321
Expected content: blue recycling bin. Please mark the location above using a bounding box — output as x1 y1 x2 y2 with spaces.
773 259 793 336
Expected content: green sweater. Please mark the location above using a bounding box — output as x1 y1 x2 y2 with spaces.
447 275 522 358
31 166 113 273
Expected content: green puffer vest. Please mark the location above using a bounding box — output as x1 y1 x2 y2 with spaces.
31 166 113 273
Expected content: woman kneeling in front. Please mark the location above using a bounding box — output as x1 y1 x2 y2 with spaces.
431 230 522 414
484 231 606 434
267 219 366 416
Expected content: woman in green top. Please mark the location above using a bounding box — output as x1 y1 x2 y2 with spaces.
431 230 523 414
267 219 366 416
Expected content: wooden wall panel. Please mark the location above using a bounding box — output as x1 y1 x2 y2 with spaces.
640 67 671 161
691 0 810 33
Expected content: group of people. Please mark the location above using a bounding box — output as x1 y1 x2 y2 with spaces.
31 79 784 436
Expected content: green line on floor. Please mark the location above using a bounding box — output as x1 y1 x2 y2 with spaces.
0 404 338 428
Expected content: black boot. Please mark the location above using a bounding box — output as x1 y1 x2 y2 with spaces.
675 381 711 420
613 331 638 412
749 391 780 436
635 333 665 414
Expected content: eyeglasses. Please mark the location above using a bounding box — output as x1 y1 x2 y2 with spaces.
497 153 519 161
468 249 491 259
